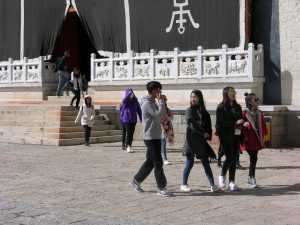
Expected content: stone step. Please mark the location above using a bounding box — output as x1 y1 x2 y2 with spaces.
59 124 116 133
46 130 122 139
61 120 108 127
58 135 122 146
60 115 104 121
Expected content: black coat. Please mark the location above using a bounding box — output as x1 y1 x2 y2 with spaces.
216 102 243 144
183 106 216 158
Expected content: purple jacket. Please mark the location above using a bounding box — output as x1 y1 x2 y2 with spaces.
120 88 142 123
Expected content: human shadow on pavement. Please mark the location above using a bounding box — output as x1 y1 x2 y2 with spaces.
256 166 300 170
170 183 300 197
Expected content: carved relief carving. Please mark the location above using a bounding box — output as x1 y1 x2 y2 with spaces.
115 61 128 78
158 59 170 77
180 57 197 76
134 60 149 77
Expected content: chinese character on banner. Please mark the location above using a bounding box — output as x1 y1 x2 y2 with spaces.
166 0 200 34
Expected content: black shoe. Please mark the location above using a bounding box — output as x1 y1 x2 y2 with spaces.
76 106 80 110
85 142 89 146
122 146 126 150
236 163 246 170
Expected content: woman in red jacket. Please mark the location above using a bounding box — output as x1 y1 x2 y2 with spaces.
241 93 268 188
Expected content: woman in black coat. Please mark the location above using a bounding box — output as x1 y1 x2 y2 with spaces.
216 86 244 191
180 90 219 193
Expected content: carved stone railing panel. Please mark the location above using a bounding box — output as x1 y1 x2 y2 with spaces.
155 58 173 78
179 57 197 77
227 54 248 76
114 60 128 80
203 56 221 76
133 59 150 79
95 61 110 80
0 66 9 82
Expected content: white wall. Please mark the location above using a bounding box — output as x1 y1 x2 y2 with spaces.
279 0 300 105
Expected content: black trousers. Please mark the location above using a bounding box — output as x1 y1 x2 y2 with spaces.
247 150 258 178
83 125 91 143
71 89 80 107
220 138 239 182
122 122 136 147
134 139 167 189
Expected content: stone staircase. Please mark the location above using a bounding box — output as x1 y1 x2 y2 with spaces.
0 94 122 146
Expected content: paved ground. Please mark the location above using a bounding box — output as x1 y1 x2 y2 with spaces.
0 142 300 225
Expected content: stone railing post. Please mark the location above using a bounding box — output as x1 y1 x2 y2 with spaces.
90 53 96 81
258 44 264 77
196 46 203 79
109 53 114 81
174 47 180 80
128 50 134 81
8 58 12 83
221 44 228 78
149 49 155 80
22 57 27 82
247 43 254 78
38 56 43 83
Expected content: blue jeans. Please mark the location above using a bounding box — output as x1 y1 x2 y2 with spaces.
56 70 70 96
183 153 215 186
161 137 167 161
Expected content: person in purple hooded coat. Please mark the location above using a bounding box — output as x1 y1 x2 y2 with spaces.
120 88 142 153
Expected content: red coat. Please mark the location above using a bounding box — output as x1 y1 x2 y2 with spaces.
240 109 268 151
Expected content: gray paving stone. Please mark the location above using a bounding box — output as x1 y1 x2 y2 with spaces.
0 142 299 225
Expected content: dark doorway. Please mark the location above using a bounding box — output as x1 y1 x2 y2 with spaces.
52 9 100 81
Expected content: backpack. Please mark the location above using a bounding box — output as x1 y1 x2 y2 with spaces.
53 57 61 73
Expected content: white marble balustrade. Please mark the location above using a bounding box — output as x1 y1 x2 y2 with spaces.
91 43 264 82
0 56 56 84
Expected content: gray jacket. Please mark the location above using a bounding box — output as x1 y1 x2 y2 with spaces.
140 96 166 140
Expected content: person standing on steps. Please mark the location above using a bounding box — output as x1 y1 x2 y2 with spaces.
56 51 71 97
75 95 95 146
120 88 142 153
241 92 268 188
216 87 245 191
180 90 220 193
129 81 172 197
70 67 83 110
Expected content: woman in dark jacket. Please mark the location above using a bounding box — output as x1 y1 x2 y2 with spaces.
216 86 244 191
180 90 219 193
120 88 142 153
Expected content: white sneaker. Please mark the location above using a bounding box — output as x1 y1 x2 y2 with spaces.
210 185 221 193
164 160 172 165
158 188 173 197
219 175 226 189
180 185 191 192
229 182 240 191
127 146 133 153
247 178 258 188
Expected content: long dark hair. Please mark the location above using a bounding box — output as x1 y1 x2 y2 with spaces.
190 90 206 111
244 92 256 110
222 86 237 107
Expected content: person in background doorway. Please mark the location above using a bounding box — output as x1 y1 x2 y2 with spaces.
120 88 142 153
241 92 268 188
56 51 71 97
160 97 174 165
82 74 88 97
70 67 82 110
75 95 95 146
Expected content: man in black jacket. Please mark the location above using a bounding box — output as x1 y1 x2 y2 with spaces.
56 51 71 97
